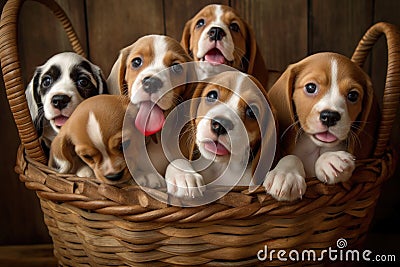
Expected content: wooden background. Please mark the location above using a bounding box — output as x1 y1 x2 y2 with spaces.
1 0 399 251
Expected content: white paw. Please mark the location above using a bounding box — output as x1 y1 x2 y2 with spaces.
315 151 355 184
76 166 94 178
263 155 306 201
165 159 205 198
135 172 166 188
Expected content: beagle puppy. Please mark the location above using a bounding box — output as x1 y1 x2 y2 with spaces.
26 52 108 152
265 52 374 201
49 95 133 185
165 71 276 198
107 34 194 186
181 4 269 88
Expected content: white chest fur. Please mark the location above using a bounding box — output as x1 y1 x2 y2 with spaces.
292 134 345 177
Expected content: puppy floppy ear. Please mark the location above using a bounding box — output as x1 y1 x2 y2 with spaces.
26 67 43 134
243 21 268 89
355 74 374 135
180 19 193 57
107 46 131 95
90 63 108 94
248 78 277 187
49 131 79 174
187 82 207 160
349 73 375 156
268 63 299 153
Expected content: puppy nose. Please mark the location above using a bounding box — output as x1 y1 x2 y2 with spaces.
320 110 341 127
208 27 226 41
211 117 234 136
105 170 124 181
142 76 163 94
51 95 71 110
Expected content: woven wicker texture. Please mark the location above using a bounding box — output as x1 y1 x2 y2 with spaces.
1 0 400 266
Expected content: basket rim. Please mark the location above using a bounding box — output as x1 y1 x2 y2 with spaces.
16 144 396 223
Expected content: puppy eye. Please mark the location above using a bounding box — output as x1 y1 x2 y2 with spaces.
171 63 183 74
42 76 53 88
196 19 205 28
206 90 218 102
305 83 318 95
229 22 240 32
82 154 94 162
131 57 143 69
119 139 131 151
246 105 259 119
347 90 360 103
77 76 90 88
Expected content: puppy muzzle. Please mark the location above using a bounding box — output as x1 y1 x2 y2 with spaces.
142 76 163 94
211 117 234 136
104 170 125 181
320 110 341 127
208 27 226 42
51 94 71 110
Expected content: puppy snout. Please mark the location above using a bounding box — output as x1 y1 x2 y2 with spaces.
320 110 341 127
142 76 163 94
211 117 234 136
51 95 71 110
208 27 226 41
104 170 124 181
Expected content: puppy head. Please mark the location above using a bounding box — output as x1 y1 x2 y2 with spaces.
49 95 132 185
181 4 259 74
269 52 373 151
26 52 107 135
190 71 276 184
107 35 193 136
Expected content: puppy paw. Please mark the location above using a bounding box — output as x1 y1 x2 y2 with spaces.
165 159 205 198
135 172 166 188
315 151 356 184
76 166 94 178
263 155 306 201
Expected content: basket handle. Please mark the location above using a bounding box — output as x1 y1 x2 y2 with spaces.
351 22 400 158
0 0 85 164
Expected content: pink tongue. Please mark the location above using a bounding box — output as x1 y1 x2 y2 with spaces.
204 141 230 156
135 101 165 136
315 132 338 143
54 116 69 127
204 48 226 65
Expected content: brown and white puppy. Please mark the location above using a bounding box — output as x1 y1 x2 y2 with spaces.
265 52 374 201
181 4 268 88
26 52 108 152
107 34 194 186
49 95 132 185
165 71 276 198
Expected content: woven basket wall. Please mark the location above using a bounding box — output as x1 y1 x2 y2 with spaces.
1 0 400 266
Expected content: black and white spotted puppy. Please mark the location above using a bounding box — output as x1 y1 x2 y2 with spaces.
26 52 108 152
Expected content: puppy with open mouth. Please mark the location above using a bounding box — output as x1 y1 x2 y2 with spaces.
265 52 374 201
165 71 276 199
181 4 269 88
107 34 194 188
26 52 108 152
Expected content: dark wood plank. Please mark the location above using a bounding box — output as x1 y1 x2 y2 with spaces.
86 0 165 75
19 0 87 83
232 0 308 71
310 0 373 57
369 0 400 237
0 0 87 246
0 244 57 267
164 0 229 41
372 0 400 101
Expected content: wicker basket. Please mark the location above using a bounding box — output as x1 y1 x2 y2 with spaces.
1 0 400 266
